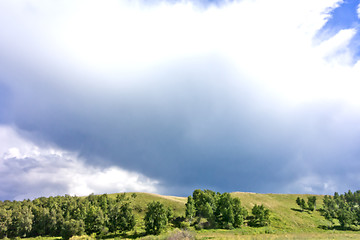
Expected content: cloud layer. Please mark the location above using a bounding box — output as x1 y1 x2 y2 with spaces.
0 0 360 199
0 126 158 200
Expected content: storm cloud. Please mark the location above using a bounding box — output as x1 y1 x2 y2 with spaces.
1 0 360 200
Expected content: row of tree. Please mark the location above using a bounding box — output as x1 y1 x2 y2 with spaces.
321 190 360 229
296 196 317 211
0 193 137 239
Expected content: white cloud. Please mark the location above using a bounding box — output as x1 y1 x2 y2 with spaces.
0 126 159 200
1 0 353 106
358 3 360 19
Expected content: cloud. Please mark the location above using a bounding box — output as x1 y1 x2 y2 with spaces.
0 126 158 200
0 0 360 198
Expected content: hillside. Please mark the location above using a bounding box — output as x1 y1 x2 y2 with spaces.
231 192 328 232
111 191 329 232
105 191 360 239
6 191 360 239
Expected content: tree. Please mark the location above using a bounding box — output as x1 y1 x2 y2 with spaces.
118 203 136 233
167 207 174 222
60 219 85 240
84 205 108 235
0 208 11 238
108 202 135 233
144 201 168 235
187 190 247 229
185 196 196 224
307 196 317 211
249 204 270 227
296 197 307 211
215 193 234 229
192 189 217 227
296 197 301 208
8 205 33 238
232 198 247 228
322 195 336 225
321 191 360 229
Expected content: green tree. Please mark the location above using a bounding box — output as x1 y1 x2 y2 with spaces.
322 195 337 225
233 198 247 228
249 204 270 227
60 219 85 240
144 201 168 235
118 203 135 233
0 208 11 238
215 193 234 229
167 207 174 222
84 205 108 235
192 189 217 227
9 205 33 238
185 196 196 224
307 196 317 211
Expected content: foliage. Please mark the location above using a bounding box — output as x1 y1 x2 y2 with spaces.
321 190 360 229
307 196 317 211
144 201 168 235
185 196 196 223
60 219 85 240
187 190 247 229
0 193 136 239
296 196 317 212
249 204 270 227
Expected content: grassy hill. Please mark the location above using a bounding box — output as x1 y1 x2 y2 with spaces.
231 192 329 232
108 191 330 233
105 191 360 239
23 191 360 239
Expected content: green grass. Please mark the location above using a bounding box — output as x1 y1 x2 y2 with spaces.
231 192 330 232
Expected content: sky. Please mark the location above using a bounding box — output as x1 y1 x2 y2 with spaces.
0 0 360 201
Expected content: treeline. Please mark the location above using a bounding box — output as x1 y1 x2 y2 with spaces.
0 190 270 239
0 193 137 239
322 190 360 229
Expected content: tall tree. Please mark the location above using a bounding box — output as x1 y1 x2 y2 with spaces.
185 196 196 224
0 208 11 238
144 201 168 235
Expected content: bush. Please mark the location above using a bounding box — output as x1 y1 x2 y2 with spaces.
179 221 191 230
249 204 270 227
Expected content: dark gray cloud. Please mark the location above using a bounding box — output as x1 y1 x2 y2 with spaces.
0 0 360 199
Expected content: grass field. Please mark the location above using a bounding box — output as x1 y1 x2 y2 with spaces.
231 192 330 232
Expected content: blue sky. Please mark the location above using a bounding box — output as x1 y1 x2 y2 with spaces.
0 0 360 200
317 0 360 62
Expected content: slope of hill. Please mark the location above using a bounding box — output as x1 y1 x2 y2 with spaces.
109 191 360 239
17 191 360 239
231 192 328 232
111 191 330 232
